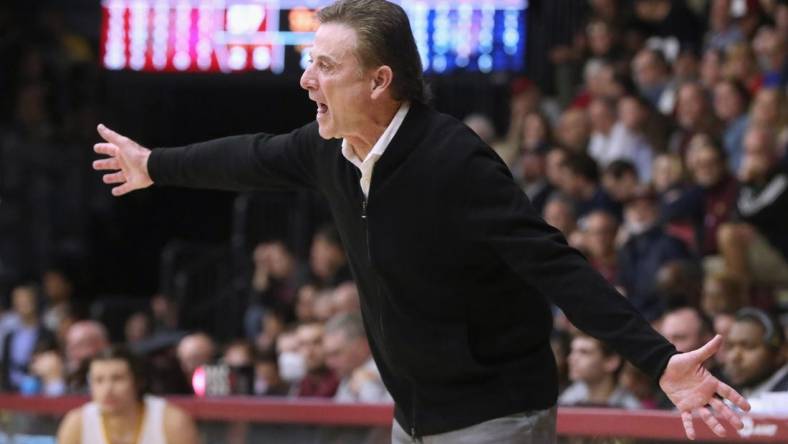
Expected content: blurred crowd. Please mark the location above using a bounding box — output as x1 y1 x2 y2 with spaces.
1 0 788 420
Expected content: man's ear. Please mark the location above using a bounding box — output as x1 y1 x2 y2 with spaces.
370 65 394 99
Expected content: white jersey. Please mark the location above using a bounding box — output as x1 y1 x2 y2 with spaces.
81 395 167 444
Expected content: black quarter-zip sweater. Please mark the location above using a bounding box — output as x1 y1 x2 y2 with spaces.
148 102 677 437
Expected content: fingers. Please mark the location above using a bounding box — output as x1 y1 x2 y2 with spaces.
94 142 118 157
112 183 134 197
697 406 726 437
103 172 126 184
710 397 743 431
93 158 120 171
681 411 696 441
694 334 723 363
717 380 751 412
97 124 127 145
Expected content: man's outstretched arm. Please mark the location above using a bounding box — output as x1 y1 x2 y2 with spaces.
93 122 322 195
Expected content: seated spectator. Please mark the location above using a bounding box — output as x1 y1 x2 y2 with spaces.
718 126 788 287
518 111 553 154
618 187 691 321
309 225 352 289
276 329 305 392
669 81 720 159
176 332 215 387
323 313 390 403
705 0 746 51
558 153 620 219
595 95 654 181
545 146 569 189
559 333 641 409
660 307 715 359
28 345 66 396
701 271 748 318
296 322 339 398
631 47 675 114
712 78 750 171
722 308 788 412
652 153 685 199
65 320 109 393
602 160 640 210
575 210 619 283
124 311 152 346
619 362 659 409
57 346 198 444
662 136 737 256
254 306 286 354
749 86 788 149
245 240 304 340
254 350 289 396
331 282 361 316
542 194 578 238
294 284 319 323
516 146 554 215
41 267 74 333
1 284 55 391
555 107 591 153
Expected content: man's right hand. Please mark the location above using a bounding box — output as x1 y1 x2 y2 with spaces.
93 124 153 196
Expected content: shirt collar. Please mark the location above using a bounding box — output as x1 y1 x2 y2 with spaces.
341 102 410 169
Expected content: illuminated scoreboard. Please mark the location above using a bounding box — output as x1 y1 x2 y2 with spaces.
101 0 527 75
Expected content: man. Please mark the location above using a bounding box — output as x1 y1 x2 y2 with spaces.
617 187 691 321
93 0 749 440
323 312 390 402
557 153 620 219
0 284 55 391
175 332 215 386
718 126 788 287
723 309 788 414
64 320 109 393
660 307 714 354
576 210 618 283
559 333 641 409
295 322 339 398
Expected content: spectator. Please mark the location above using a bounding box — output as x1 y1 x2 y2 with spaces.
652 153 685 201
669 81 720 158
723 309 788 412
254 350 289 396
701 271 748 318
294 284 319 323
749 87 788 147
705 0 746 51
309 225 351 289
254 306 286 354
1 284 55 391
28 346 66 396
700 48 725 89
295 322 339 398
323 313 390 403
555 107 591 152
559 333 641 409
618 187 691 321
660 307 716 363
662 136 737 256
718 126 788 287
175 332 215 386
331 282 360 316
275 329 305 392
57 346 198 444
712 79 751 171
558 152 620 219
64 320 109 393
519 111 553 154
41 268 73 333
577 210 620 283
149 294 179 335
631 47 675 114
542 194 578 238
602 159 640 209
124 311 152 346
723 42 762 94
592 95 655 181
545 146 570 189
516 146 553 214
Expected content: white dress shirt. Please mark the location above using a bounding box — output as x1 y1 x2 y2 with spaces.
341 103 410 197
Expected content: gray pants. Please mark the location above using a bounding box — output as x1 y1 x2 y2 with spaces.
391 407 557 444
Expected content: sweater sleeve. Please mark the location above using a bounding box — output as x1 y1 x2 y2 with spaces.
148 121 322 192
459 147 677 382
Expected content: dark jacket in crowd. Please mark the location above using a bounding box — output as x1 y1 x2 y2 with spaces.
148 102 677 437
617 225 691 321
736 167 788 260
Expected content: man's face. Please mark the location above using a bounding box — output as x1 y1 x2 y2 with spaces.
741 130 775 179
661 309 706 353
297 324 325 371
691 145 725 187
300 23 373 140
89 360 137 414
584 212 617 258
323 332 361 379
568 337 610 384
723 320 780 388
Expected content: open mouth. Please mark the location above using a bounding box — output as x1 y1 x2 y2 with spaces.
317 102 328 115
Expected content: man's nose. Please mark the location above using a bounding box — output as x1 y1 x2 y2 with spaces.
300 66 316 91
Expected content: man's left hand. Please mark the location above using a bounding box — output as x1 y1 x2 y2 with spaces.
659 335 751 440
